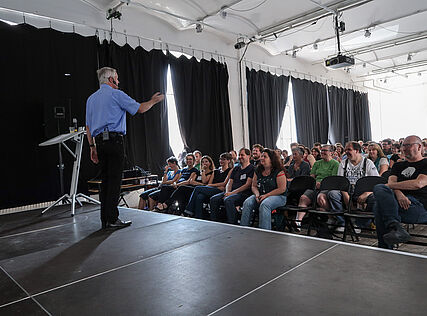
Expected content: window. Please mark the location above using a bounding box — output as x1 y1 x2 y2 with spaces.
166 65 184 158
276 79 298 151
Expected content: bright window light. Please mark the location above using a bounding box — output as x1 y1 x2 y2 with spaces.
166 65 184 158
276 79 298 151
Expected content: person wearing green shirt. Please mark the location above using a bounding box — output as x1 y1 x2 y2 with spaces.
295 145 339 229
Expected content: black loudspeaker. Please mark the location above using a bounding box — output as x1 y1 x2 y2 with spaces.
54 106 65 119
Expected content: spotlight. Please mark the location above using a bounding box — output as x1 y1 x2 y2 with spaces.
407 53 412 61
196 23 203 33
292 50 297 58
384 78 387 83
418 72 422 76
313 42 318 50
220 10 227 19
346 68 350 73
234 40 246 50
362 62 366 68
364 29 371 38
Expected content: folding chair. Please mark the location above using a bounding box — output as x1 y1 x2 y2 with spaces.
343 176 387 242
274 176 316 231
305 176 350 238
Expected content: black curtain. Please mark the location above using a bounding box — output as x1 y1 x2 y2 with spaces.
292 77 329 147
353 91 372 141
98 41 172 174
246 68 289 148
0 22 99 209
168 54 233 161
328 86 371 143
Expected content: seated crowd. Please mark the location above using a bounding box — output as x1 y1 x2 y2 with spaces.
138 135 427 250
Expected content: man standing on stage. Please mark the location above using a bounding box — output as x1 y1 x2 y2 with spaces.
86 67 164 229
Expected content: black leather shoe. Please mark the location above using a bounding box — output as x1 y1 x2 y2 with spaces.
105 219 132 229
383 222 411 247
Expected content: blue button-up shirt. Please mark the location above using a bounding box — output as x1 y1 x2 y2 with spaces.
86 84 140 137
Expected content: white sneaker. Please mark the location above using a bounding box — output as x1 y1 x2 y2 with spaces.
335 226 345 233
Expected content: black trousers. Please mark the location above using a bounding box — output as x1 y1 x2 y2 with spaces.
96 136 124 224
165 185 195 210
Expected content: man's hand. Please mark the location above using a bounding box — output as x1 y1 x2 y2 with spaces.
357 192 371 204
90 147 98 164
316 182 321 189
151 92 165 104
396 191 411 210
257 195 267 203
224 192 232 198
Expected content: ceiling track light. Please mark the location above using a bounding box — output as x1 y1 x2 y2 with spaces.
407 53 413 61
196 23 203 33
362 62 367 68
313 42 318 50
364 29 371 38
292 50 297 58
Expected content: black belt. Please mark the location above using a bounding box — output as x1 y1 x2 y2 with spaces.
95 131 124 141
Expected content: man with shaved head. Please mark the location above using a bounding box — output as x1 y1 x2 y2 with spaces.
373 135 427 248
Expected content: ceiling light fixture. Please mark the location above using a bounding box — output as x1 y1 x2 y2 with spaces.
364 29 371 38
292 50 297 58
196 23 203 33
313 42 318 50
407 53 412 61
362 62 366 68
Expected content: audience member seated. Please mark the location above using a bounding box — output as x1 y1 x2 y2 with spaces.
193 150 202 171
287 147 311 180
210 148 255 224
296 145 339 229
229 149 239 167
334 143 344 162
381 139 393 158
389 143 404 168
327 141 378 231
373 135 427 249
250 144 264 166
282 149 289 164
240 148 287 230
138 156 181 210
313 142 322 151
184 153 234 218
368 143 389 176
157 155 214 214
154 153 199 212
302 147 316 167
311 147 321 161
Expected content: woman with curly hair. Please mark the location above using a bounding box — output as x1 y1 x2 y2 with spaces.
240 148 287 230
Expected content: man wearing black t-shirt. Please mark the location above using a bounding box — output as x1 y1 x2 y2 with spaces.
210 148 255 224
373 135 427 248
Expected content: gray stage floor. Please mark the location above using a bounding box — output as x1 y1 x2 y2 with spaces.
0 205 426 315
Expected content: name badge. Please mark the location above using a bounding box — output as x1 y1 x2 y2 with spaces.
197 176 202 181
240 174 247 181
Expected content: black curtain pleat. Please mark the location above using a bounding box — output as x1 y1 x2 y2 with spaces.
328 86 372 143
0 22 99 209
168 54 233 160
353 91 372 141
292 77 328 147
98 41 172 174
246 68 289 148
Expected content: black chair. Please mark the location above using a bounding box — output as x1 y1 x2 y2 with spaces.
342 176 387 242
305 176 350 238
274 176 316 231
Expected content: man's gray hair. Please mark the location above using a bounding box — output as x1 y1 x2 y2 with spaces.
97 67 117 85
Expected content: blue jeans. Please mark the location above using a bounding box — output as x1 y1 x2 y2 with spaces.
210 192 249 224
373 184 427 248
326 190 345 225
240 194 287 230
186 186 222 219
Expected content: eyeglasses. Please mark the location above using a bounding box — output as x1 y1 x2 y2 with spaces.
402 143 420 148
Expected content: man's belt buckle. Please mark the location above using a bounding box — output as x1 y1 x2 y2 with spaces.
102 130 109 141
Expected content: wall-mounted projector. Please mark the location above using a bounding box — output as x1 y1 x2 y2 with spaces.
325 54 354 69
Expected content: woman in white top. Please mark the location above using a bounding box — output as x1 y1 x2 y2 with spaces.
368 143 389 176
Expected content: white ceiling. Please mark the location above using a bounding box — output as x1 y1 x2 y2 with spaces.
89 0 426 85
4 0 427 85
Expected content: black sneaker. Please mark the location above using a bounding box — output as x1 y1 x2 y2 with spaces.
383 222 411 247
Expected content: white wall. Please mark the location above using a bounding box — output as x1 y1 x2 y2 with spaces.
0 0 355 149
369 83 427 141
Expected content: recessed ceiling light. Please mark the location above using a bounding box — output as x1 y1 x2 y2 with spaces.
364 29 371 38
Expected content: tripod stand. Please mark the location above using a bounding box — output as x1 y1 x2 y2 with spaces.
39 129 100 216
